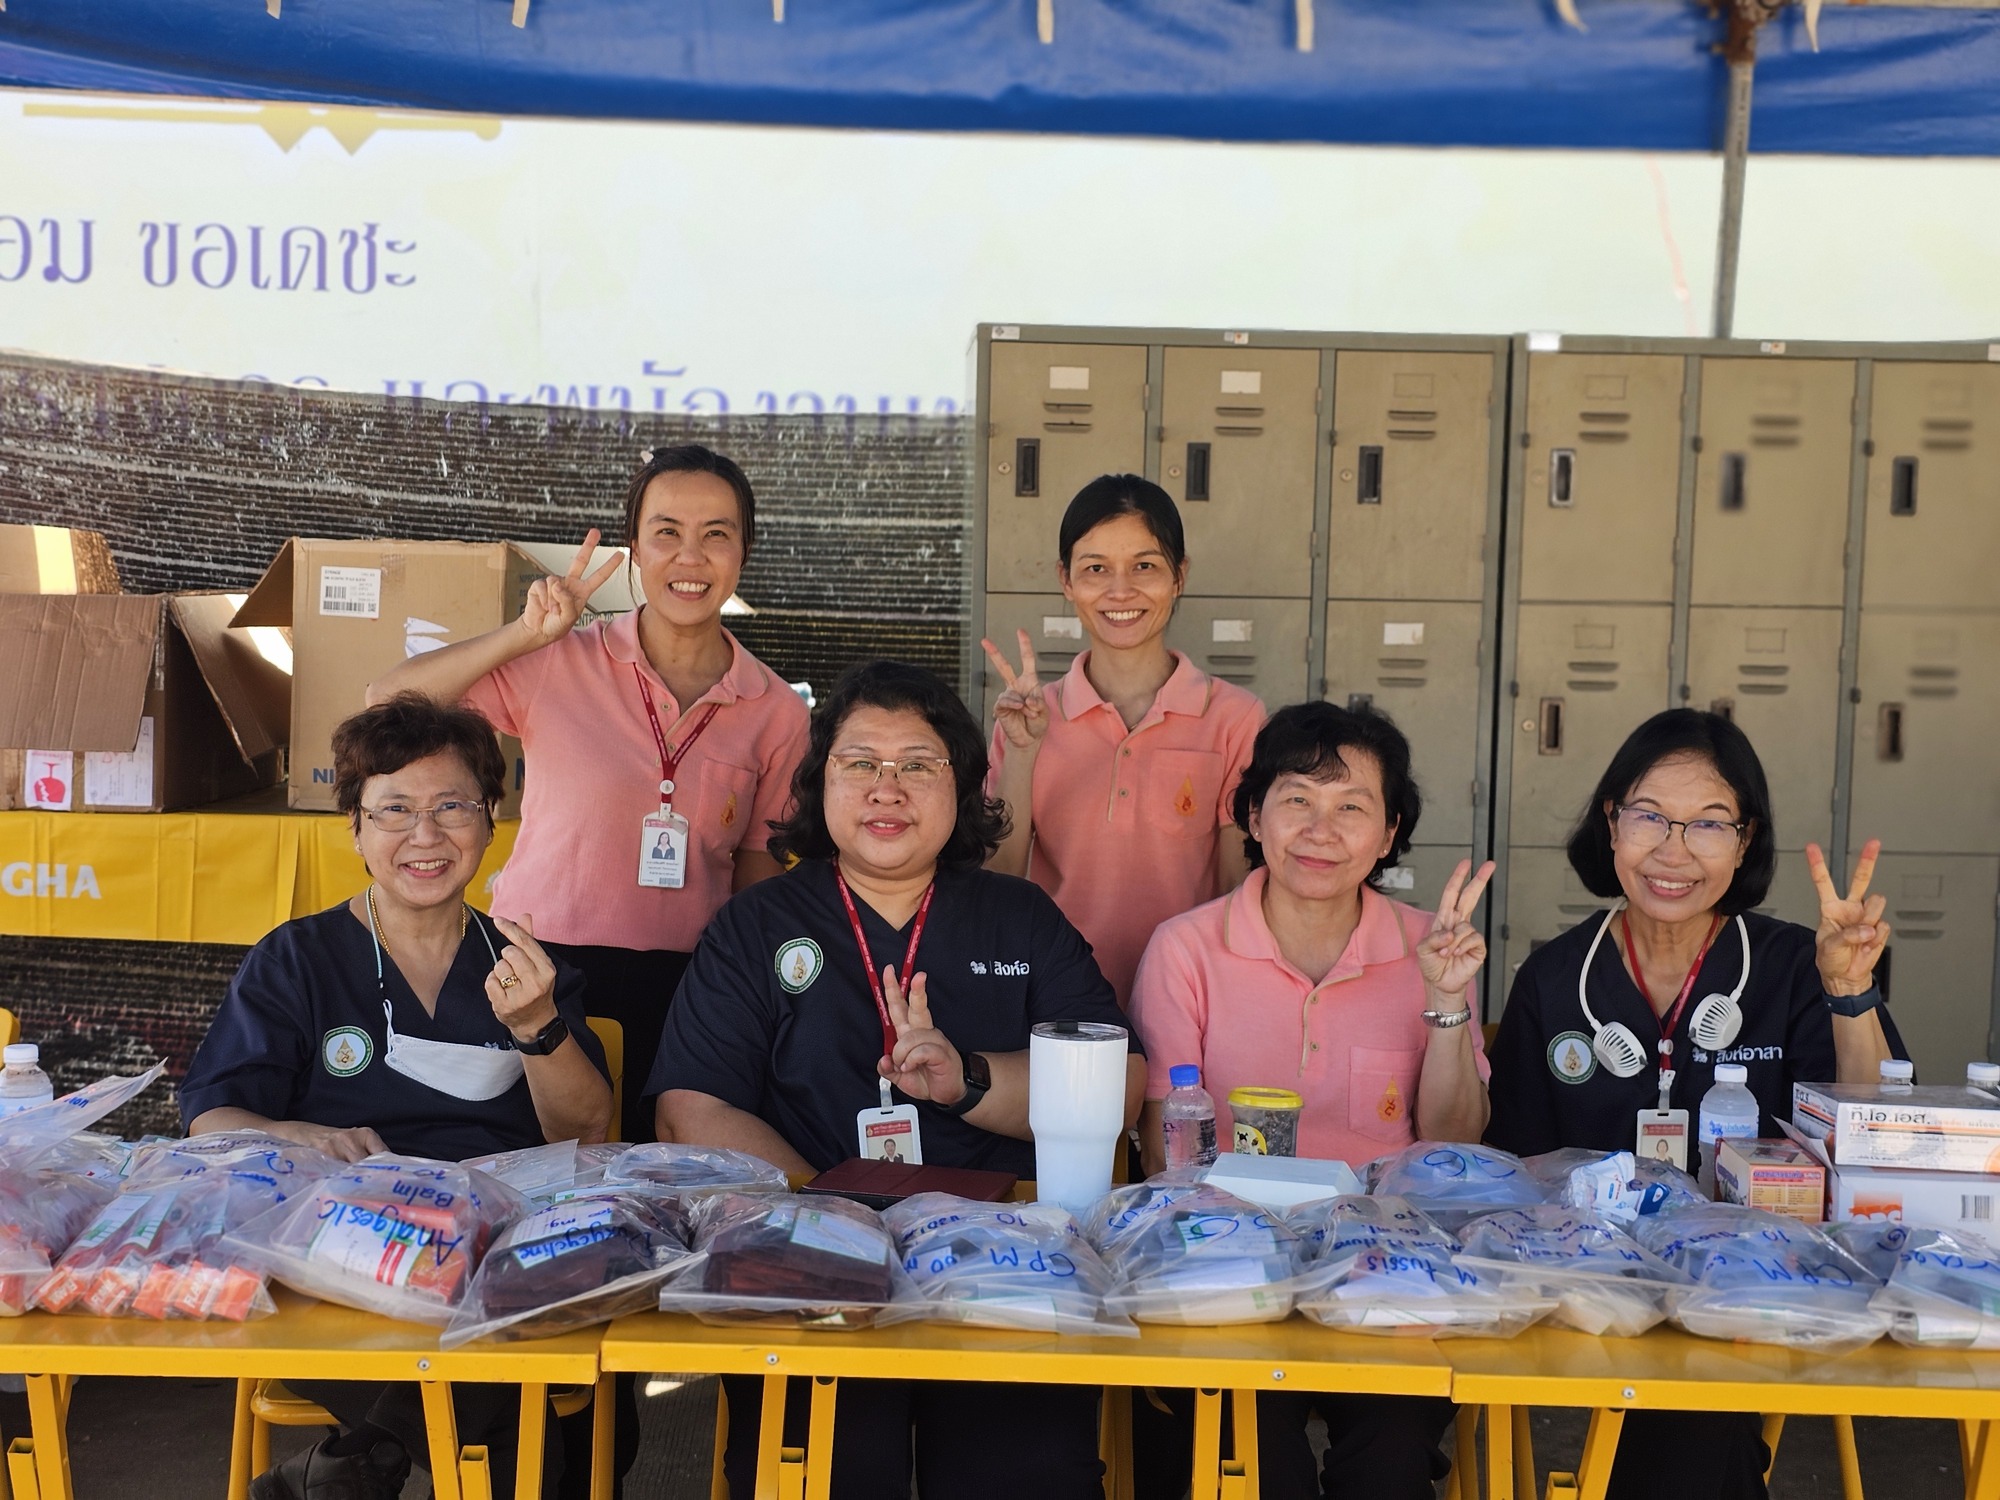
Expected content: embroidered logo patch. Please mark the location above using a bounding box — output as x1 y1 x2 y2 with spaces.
1173 776 1197 818
1377 1078 1403 1122
1547 1031 1598 1085
720 792 738 829
775 938 824 994
322 1026 373 1078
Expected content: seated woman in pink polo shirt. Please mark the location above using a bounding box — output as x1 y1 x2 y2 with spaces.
982 474 1265 1004
1129 699 1494 1500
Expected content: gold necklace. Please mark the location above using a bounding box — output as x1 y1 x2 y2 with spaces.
366 885 469 957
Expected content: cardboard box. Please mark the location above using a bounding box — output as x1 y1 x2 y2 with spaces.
1792 1081 2000 1174
1788 1131 2000 1234
0 593 287 812
230 540 539 813
1715 1138 1826 1223
0 524 120 596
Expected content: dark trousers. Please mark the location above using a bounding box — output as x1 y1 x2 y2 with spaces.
1606 1410 1768 1500
540 942 693 1150
1132 1388 1455 1500
286 1379 559 1498
721 1374 1104 1500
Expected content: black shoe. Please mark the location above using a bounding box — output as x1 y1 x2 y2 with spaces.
251 1436 412 1500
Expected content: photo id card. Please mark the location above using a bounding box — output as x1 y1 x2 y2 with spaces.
856 1103 923 1165
1637 1108 1689 1171
638 810 690 889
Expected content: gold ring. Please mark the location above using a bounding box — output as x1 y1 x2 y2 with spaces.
498 974 520 989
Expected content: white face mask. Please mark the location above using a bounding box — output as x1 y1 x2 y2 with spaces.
368 900 527 1103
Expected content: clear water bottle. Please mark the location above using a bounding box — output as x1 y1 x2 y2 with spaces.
0 1044 54 1117
1880 1059 1916 1092
1161 1065 1218 1170
1968 1062 2000 1095
1697 1063 1759 1198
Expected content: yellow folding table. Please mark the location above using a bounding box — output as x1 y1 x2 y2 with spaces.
0 1289 603 1500
600 1310 1453 1500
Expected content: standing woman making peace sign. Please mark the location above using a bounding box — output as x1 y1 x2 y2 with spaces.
369 445 808 1146
984 475 1265 1005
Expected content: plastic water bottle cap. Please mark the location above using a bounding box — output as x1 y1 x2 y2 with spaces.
2 1044 37 1066
1969 1063 2000 1085
1713 1063 1749 1084
1169 1065 1201 1089
1880 1060 1915 1082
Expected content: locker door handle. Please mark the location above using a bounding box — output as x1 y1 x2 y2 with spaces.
1720 453 1747 511
1548 450 1576 508
1346 693 1374 710
1876 703 1905 762
1891 456 1918 516
1537 697 1565 755
1015 438 1040 498
1357 446 1383 505
1709 697 1736 722
1186 442 1212 502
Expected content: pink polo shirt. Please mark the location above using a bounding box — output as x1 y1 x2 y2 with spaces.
1129 869 1490 1167
463 613 808 952
986 652 1265 1005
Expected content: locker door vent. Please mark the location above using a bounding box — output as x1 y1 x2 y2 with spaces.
1922 417 1973 454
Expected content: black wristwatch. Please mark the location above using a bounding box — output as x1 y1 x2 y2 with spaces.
942 1051 992 1117
1824 984 1885 1019
512 1016 570 1056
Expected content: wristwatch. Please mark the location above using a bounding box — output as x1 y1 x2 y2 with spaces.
1824 984 1885 1019
512 1016 571 1056
942 1051 992 1117
1421 1006 1473 1030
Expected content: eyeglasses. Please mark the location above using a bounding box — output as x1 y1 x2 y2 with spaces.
360 800 489 832
828 756 952 790
1614 805 1746 859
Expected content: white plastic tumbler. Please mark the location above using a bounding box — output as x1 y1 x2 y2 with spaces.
1029 1020 1130 1218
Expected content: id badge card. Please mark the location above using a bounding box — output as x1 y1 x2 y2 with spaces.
638 810 690 889
857 1103 923 1165
1637 1108 1690 1171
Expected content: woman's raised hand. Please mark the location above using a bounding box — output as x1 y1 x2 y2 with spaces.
980 630 1049 750
520 529 626 646
1807 840 1892 996
1416 859 1497 1003
878 967 966 1106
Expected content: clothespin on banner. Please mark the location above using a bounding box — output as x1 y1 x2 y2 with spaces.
1555 0 1586 32
1296 0 1314 52
1037 0 1054 44
773 0 785 19
1803 0 1823 51
266 0 280 16
512 0 529 27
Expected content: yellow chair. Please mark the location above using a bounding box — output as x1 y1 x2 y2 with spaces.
227 1017 629 1500
0 1008 19 1049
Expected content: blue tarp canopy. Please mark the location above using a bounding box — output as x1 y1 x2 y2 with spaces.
2 0 1998 156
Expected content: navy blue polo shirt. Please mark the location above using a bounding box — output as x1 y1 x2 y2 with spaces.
180 904 606 1161
1485 907 1907 1158
648 860 1139 1176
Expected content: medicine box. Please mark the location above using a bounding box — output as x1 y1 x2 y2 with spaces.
1792 1081 2000 1174
1714 1138 1826 1223
1204 1153 1363 1212
1789 1131 2000 1234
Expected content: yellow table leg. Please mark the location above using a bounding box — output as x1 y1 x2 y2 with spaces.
804 1377 837 1500
225 1377 254 1500
1832 1414 1864 1500
23 1377 69 1500
1099 1387 1133 1500
1453 1405 1480 1500
1189 1390 1224 1500
1221 1389 1256 1500
513 1383 547 1500
1762 1414 1785 1485
1969 1421 2000 1500
591 1373 614 1500
459 1445 494 1500
6 1440 38 1500
1568 1409 1625 1500
1512 1405 1535 1500
421 1382 465 1500
1963 1421 1979 1498
754 1373 789 1500
1487 1404 1515 1500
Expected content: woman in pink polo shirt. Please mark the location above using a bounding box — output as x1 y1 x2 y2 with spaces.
369 444 808 1147
982 474 1265 1004
1128 699 1493 1500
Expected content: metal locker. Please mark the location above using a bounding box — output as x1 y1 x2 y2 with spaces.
1868 854 2000 1080
1160 347 1321 598
1862 362 2000 611
1164 597 1312 707
1850 611 2000 855
1506 604 1674 847
1497 846 1619 1002
1517 354 1686 604
1745 853 1823 934
978 594 1087 721
1322 600 1485 847
984 342 1149 594
1378 844 1488 917
1328 350 1495 603
1689 359 1856 609
1683 606 1844 852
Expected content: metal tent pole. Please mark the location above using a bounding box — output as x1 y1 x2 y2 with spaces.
1710 4 1766 339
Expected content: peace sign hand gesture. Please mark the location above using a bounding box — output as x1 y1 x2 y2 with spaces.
1806 840 1892 996
981 630 1050 750
519 529 626 647
1416 859 1497 1001
878 967 966 1105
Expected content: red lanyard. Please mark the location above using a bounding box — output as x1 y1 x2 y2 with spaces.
633 666 721 798
834 868 935 1061
1623 909 1721 1084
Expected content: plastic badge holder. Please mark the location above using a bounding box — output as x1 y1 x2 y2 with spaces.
0 1169 114 1315
1085 1176 1305 1326
0 1062 167 1170
603 1142 789 1198
1633 1202 1889 1354
1369 1141 1548 1231
443 1186 696 1348
1455 1206 1691 1338
1869 1226 2000 1349
1287 1195 1555 1338
224 1154 526 1326
883 1193 1135 1338
656 1191 912 1329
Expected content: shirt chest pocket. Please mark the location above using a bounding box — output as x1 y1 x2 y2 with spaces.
1139 748 1224 838
694 760 758 854
1347 1044 1423 1142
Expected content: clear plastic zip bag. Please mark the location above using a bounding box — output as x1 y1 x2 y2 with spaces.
1368 1141 1549 1231
602 1142 789 1197
1522 1148 1705 1222
1084 1176 1306 1326
1869 1226 2000 1349
883 1194 1135 1338
0 1062 167 1170
656 1191 914 1330
1827 1220 1944 1283
0 1169 114 1315
1455 1205 1690 1338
